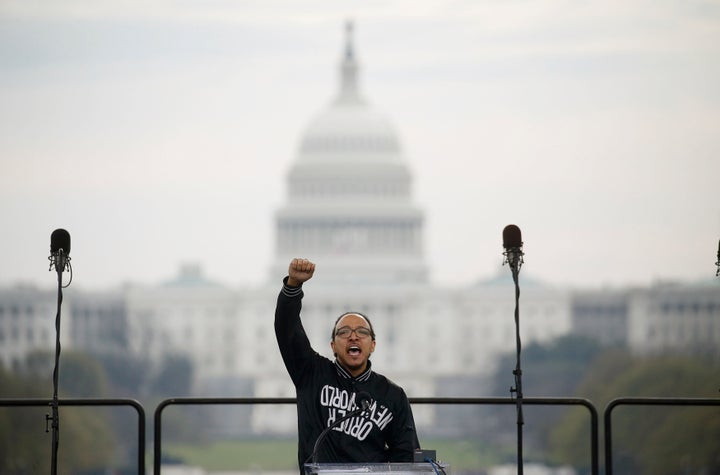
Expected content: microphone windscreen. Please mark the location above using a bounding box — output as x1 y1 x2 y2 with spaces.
356 391 372 410
50 229 71 254
502 224 522 249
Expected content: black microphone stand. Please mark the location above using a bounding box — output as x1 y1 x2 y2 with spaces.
504 247 524 475
47 250 71 475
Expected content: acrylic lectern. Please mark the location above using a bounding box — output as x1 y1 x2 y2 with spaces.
304 462 450 475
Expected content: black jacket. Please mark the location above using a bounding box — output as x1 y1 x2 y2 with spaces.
275 279 419 472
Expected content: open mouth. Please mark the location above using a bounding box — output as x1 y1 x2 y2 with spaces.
348 346 361 356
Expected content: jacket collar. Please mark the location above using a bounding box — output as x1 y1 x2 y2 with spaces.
334 359 372 382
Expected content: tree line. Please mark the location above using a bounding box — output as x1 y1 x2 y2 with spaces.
0 350 193 475
489 336 720 475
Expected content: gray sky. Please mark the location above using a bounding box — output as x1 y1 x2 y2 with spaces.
1 0 719 291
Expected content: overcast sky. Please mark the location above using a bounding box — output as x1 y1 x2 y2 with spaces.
1 0 719 291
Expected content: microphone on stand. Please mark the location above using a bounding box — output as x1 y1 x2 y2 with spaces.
46 228 72 475
502 224 525 475
49 229 71 273
306 391 373 465
502 224 524 274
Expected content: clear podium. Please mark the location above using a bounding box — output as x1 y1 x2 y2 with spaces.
304 463 450 475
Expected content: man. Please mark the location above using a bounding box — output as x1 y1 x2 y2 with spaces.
275 258 419 472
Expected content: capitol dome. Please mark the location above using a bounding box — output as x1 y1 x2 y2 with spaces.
273 22 427 285
294 22 404 166
298 105 402 161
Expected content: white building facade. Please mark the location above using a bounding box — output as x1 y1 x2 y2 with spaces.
627 281 720 355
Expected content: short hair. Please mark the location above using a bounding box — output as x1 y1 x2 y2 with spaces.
331 312 376 341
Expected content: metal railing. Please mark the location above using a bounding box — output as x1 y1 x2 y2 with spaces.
154 397 599 475
154 397 292 475
8 395 717 474
603 397 720 475
0 398 146 475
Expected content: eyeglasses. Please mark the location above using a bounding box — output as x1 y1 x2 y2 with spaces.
334 326 373 339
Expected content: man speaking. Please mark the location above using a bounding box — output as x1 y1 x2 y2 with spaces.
275 258 420 473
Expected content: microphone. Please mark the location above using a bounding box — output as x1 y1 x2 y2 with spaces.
306 391 372 464
356 391 372 411
502 224 524 273
49 229 71 273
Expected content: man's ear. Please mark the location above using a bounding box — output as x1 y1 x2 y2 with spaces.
330 340 336 356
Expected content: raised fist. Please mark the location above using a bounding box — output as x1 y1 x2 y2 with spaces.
287 258 315 286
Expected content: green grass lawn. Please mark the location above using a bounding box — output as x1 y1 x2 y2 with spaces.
163 438 508 471
164 439 299 470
